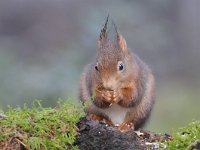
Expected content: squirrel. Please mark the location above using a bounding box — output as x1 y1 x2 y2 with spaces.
79 17 155 131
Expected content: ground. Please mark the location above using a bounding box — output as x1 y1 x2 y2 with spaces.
76 117 171 150
1 100 200 150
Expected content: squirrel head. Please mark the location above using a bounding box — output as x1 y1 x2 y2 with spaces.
94 16 133 90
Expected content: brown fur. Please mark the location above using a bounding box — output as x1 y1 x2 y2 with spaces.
79 17 155 131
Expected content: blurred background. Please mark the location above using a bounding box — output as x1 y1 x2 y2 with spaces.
0 0 200 133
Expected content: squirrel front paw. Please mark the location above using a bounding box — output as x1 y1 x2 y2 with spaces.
96 88 122 105
96 89 114 104
101 90 113 102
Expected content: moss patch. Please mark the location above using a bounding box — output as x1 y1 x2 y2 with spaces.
0 99 84 150
165 121 200 150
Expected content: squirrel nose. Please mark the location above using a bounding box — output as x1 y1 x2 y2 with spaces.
103 78 117 90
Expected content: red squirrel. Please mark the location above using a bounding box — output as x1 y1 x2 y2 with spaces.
79 17 155 131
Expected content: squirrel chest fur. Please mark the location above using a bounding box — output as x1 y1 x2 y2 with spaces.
79 17 155 131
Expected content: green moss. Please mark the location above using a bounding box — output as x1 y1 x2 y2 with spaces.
0 99 84 150
165 121 200 150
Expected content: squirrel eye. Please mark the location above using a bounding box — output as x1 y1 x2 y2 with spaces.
95 65 98 71
95 63 99 71
118 61 124 71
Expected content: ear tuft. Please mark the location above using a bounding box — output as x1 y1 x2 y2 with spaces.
98 15 109 48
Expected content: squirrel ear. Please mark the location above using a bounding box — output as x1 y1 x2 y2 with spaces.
117 34 128 53
98 16 109 48
112 22 129 53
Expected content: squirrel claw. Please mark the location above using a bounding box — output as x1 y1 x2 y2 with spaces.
112 90 121 103
118 122 134 132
